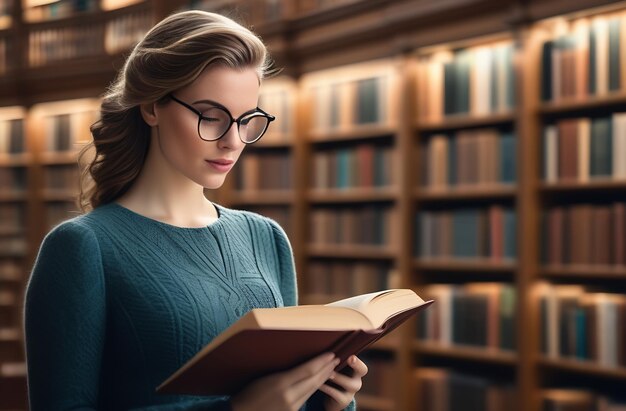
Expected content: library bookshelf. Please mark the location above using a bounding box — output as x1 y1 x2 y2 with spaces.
3 1 626 411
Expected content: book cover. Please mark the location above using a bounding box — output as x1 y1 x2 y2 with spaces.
156 289 434 396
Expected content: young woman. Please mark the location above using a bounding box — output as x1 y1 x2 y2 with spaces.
24 10 366 411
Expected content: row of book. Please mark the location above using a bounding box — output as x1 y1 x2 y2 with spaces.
358 356 397 400
0 37 7 75
311 144 395 190
0 293 18 328
0 237 27 257
539 284 626 368
234 152 292 191
0 119 24 155
421 130 516 189
0 205 24 232
0 0 10 23
44 165 79 191
0 168 27 192
542 389 626 411
304 261 395 297
417 283 516 351
541 13 626 102
44 111 96 152
542 203 626 266
415 368 516 411
416 42 516 121
415 207 517 260
23 0 98 22
0 261 21 283
309 206 396 247
104 9 152 55
543 114 626 182
310 73 395 133
28 25 104 67
258 83 295 143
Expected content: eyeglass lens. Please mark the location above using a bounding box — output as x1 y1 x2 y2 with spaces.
199 107 269 143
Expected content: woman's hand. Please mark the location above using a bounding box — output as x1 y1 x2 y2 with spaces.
320 355 368 411
230 352 340 411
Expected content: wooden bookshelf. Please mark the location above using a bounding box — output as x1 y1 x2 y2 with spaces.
417 186 517 201
414 259 517 273
2 0 626 410
538 357 626 380
414 341 519 366
308 187 399 203
541 265 626 279
417 111 516 132
307 244 397 260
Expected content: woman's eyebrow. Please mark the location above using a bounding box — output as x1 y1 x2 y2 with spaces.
192 99 259 115
192 99 225 108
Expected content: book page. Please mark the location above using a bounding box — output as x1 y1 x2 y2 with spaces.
327 289 427 329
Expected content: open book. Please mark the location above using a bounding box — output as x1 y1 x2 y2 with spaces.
156 289 434 396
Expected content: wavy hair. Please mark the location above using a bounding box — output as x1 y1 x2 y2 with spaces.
78 10 272 211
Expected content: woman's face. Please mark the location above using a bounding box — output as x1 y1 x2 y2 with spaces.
152 66 261 189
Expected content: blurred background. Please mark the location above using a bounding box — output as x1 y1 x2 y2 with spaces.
2 0 626 410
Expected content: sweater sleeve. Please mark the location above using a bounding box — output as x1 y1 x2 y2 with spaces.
24 221 107 410
24 221 233 411
268 219 298 307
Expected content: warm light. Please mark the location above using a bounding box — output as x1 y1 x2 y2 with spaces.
24 0 60 8
101 0 144 11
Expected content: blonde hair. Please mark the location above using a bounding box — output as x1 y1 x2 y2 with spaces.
79 10 272 211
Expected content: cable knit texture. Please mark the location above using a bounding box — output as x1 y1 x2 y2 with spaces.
24 202 356 411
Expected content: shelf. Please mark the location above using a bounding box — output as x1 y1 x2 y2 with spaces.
417 112 516 132
308 187 399 203
417 186 516 202
0 227 23 237
0 15 11 31
0 250 27 258
414 259 517 273
541 265 626 280
0 327 20 342
539 357 626 379
539 180 626 193
308 125 396 143
0 362 26 377
307 244 397 259
251 139 293 149
229 190 294 205
0 154 33 167
354 394 395 411
539 93 626 115
0 192 27 202
42 189 78 202
415 341 518 365
39 151 80 165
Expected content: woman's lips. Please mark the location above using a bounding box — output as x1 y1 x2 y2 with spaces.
205 159 234 172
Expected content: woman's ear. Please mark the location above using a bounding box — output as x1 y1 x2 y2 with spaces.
140 103 158 126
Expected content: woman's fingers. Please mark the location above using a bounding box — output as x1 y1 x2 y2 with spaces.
347 355 368 378
325 370 362 393
283 352 336 385
290 355 340 406
319 382 350 405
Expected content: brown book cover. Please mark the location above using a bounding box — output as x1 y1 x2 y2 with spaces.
558 119 579 181
612 202 625 266
156 289 434 396
592 206 612 265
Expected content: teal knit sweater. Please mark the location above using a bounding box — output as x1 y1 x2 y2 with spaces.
24 203 356 411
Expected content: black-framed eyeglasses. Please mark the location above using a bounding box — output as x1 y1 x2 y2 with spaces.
169 94 275 144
